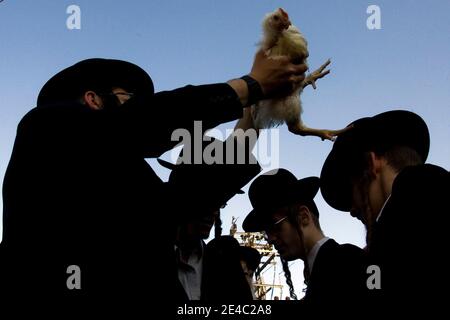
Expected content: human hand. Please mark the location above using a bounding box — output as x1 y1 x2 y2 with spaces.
249 50 307 98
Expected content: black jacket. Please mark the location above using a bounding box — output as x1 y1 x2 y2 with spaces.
304 238 368 311
368 164 450 314
1 83 243 304
174 234 256 303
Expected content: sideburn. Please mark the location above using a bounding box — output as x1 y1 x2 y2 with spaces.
99 93 121 109
355 167 376 248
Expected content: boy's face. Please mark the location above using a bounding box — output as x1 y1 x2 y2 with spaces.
351 152 391 245
184 210 219 240
351 176 379 246
265 208 305 261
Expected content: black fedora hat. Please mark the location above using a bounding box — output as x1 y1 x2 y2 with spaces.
242 169 320 232
320 110 430 212
239 246 261 272
37 58 154 106
206 236 261 271
158 138 261 216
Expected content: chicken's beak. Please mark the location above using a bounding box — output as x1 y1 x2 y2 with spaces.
283 20 291 30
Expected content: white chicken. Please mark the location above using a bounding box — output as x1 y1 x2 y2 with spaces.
252 8 350 141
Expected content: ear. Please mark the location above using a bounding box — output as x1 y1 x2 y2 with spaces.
298 205 312 227
82 91 103 110
369 152 384 176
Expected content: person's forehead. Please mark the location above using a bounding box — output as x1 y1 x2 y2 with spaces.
111 86 129 92
268 206 291 222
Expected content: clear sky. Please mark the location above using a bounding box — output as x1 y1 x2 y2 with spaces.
1 0 449 298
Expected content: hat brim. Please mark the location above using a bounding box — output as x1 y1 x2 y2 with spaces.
158 158 246 195
320 110 430 212
243 176 319 232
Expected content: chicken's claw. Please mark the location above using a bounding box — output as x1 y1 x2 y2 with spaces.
303 58 331 90
319 124 354 142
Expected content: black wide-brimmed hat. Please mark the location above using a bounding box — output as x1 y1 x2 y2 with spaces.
158 138 261 217
320 110 430 212
242 169 320 232
206 236 261 271
37 58 154 106
239 245 261 272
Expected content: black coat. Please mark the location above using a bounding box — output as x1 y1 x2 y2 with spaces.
368 164 450 314
304 239 369 310
1 83 243 304
202 236 254 302
175 237 254 303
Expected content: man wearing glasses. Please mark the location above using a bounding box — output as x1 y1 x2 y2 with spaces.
243 169 368 310
1 54 306 306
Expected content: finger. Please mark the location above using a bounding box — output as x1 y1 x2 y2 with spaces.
254 50 269 63
291 64 308 75
291 74 306 85
270 54 291 64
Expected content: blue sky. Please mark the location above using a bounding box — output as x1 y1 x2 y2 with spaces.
1 0 449 298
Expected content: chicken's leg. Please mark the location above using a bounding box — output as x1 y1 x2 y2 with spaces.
288 121 352 141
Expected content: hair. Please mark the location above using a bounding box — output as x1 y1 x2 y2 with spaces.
214 210 222 239
276 203 311 300
278 200 322 299
381 146 423 172
280 257 298 300
286 201 322 231
303 200 321 231
352 146 422 180
351 153 374 243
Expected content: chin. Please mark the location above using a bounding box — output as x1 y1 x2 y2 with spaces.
200 231 212 240
279 250 295 261
283 255 297 261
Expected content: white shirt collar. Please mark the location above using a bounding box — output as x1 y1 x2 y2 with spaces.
307 237 330 272
175 240 205 300
376 194 392 222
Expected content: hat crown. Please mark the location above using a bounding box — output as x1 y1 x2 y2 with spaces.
334 110 429 160
243 169 319 232
249 169 319 209
37 58 154 106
